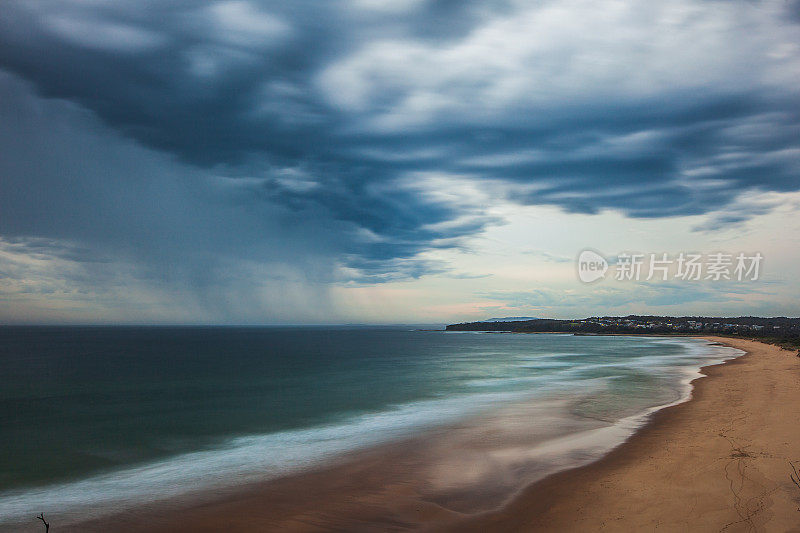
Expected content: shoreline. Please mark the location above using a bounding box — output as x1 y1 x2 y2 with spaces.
54 335 771 532
447 336 800 531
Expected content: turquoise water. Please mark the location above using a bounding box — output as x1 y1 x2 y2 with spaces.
0 327 740 526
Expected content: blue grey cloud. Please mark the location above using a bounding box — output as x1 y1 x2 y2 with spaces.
0 0 798 321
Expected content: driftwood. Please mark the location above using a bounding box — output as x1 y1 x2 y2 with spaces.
37 513 49 532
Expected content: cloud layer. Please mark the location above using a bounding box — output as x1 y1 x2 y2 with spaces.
0 0 798 321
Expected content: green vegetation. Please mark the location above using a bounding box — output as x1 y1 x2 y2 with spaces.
446 316 800 354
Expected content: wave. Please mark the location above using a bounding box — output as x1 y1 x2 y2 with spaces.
0 389 528 526
0 338 744 527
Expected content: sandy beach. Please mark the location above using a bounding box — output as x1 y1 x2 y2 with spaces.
452 337 800 532
68 336 800 532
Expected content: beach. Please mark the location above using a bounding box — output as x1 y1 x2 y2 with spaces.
2 330 729 530
453 337 800 532
57 336 799 532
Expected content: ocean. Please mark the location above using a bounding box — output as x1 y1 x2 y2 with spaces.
0 326 742 527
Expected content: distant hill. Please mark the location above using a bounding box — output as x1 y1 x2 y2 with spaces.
445 315 800 350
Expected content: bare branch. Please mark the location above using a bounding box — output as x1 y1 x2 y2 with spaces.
36 512 50 532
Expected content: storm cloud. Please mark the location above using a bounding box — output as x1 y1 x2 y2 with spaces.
0 0 798 321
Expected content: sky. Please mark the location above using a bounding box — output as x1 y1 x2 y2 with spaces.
0 0 799 324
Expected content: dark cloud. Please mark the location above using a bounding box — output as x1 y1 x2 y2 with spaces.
789 0 800 23
0 0 798 310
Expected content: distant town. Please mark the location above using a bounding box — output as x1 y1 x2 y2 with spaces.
446 316 800 351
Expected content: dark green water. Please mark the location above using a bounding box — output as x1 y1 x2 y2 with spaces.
0 327 740 526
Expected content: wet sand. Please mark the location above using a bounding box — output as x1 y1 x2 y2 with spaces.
68 337 800 532
450 337 800 532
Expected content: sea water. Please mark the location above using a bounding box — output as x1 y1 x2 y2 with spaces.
0 326 742 527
